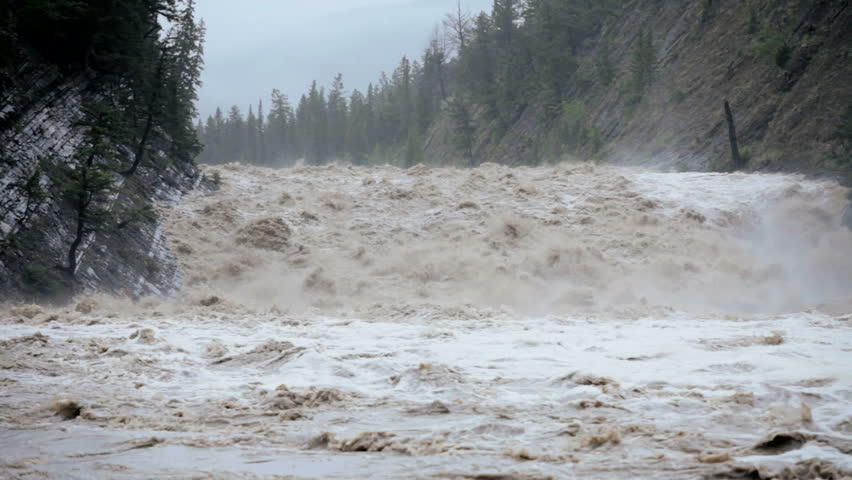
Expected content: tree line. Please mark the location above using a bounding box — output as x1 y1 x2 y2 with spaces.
198 0 653 167
197 48 447 167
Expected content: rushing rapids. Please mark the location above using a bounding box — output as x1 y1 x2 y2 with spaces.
2 162 851 479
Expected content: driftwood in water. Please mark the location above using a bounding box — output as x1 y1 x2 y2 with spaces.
724 99 744 170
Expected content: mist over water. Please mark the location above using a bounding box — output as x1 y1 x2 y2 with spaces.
2 163 852 479
196 0 494 118
3 0 851 475
165 163 852 316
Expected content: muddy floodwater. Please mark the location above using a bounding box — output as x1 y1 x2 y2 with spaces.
2 163 852 479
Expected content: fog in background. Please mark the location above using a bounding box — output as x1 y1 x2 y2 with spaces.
197 0 493 118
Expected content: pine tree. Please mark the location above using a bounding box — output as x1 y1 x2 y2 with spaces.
246 105 258 164
492 0 518 47
210 107 225 163
226 105 245 162
295 94 310 161
460 13 496 110
201 114 218 163
417 29 447 133
448 97 476 165
161 1 205 160
122 43 169 176
268 89 294 164
397 56 413 134
492 0 525 127
57 101 124 277
257 99 266 164
346 89 369 164
304 81 329 164
365 83 377 153
327 73 348 160
404 128 423 167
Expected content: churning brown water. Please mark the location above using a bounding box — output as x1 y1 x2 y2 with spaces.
2 162 851 479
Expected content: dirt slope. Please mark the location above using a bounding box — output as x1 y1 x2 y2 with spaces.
426 0 852 178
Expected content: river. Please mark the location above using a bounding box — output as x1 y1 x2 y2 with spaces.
2 162 851 479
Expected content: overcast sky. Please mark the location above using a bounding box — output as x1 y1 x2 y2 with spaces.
196 0 493 119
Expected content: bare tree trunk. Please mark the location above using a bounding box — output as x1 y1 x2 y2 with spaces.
455 0 467 52
123 112 153 176
443 0 471 54
724 99 743 170
123 47 167 177
66 197 86 276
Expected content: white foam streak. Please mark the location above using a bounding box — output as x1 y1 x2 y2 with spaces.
1 163 851 478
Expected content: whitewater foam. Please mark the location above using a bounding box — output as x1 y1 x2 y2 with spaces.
1 163 851 479
155 163 852 316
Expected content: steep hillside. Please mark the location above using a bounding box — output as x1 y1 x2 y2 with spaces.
0 58 201 299
426 0 852 179
0 1 206 301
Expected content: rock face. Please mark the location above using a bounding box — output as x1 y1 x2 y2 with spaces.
0 53 202 300
425 0 852 178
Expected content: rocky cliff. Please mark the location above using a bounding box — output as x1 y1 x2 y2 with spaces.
426 0 852 180
0 52 202 301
